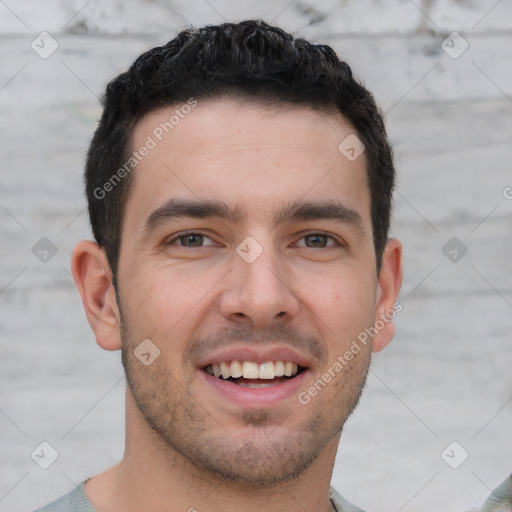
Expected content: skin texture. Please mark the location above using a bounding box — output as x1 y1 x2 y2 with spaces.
72 99 402 512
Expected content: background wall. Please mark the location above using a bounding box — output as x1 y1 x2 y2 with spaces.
1 1 511 511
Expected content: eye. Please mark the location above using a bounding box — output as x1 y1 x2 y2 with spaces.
166 232 217 248
295 233 338 248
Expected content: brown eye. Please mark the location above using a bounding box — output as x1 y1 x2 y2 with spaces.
306 234 328 247
166 232 216 248
180 234 204 247
296 233 337 248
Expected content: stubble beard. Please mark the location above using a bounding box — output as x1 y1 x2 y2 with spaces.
119 314 371 487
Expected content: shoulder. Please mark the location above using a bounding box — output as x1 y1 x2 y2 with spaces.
329 486 367 512
480 473 512 512
33 480 96 512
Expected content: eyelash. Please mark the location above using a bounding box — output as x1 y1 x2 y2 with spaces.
165 231 341 249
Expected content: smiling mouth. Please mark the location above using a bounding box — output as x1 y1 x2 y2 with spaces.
203 360 306 388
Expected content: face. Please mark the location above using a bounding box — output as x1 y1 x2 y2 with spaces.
115 99 387 485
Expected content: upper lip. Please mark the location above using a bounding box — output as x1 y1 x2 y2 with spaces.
196 346 312 369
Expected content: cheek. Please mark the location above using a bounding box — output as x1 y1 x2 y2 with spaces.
122 263 218 340
292 275 375 366
296 268 376 347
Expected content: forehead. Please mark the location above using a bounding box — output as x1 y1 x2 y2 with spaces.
123 98 371 232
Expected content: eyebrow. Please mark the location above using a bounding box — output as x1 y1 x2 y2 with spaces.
144 198 366 235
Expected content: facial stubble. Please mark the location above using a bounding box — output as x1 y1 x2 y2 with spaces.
119 310 371 487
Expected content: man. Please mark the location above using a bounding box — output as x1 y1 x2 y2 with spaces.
36 20 403 512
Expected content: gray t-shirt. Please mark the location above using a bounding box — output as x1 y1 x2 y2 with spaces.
33 480 365 512
480 474 512 512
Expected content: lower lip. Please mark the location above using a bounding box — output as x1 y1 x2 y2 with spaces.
198 369 309 408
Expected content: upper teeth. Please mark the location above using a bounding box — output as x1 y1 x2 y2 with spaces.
205 361 299 379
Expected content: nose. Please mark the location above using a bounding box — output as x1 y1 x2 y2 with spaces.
219 239 300 329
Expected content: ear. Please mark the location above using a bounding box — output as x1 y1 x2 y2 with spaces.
71 240 122 351
371 238 403 353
